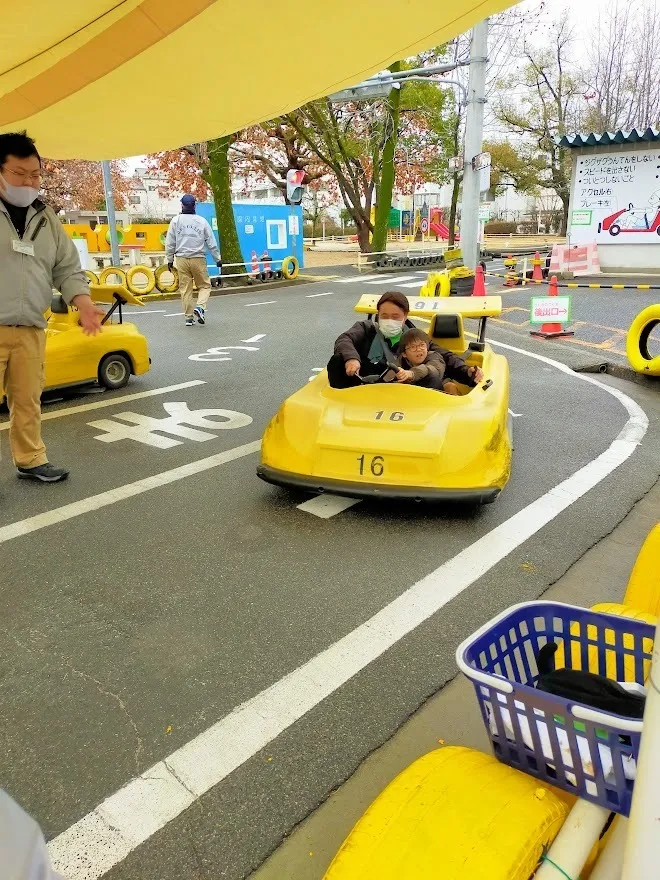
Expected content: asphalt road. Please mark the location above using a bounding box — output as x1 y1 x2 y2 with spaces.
1 269 659 880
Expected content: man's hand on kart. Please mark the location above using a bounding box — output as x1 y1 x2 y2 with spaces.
468 365 484 383
345 359 361 377
396 367 414 383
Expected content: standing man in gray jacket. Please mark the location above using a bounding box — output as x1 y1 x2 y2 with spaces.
0 132 103 483
165 194 222 326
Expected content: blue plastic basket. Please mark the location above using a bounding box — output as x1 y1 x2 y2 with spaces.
456 601 655 816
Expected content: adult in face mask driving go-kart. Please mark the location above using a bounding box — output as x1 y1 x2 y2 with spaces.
327 290 483 389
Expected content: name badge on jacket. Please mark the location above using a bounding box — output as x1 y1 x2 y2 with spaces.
12 239 35 257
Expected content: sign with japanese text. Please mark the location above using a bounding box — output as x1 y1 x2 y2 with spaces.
568 149 660 246
530 295 572 325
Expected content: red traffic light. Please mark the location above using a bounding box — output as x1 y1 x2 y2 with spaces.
286 169 306 186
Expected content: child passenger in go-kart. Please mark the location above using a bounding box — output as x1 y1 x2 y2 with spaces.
396 328 460 394
327 291 484 389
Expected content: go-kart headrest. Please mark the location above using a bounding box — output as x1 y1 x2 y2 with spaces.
50 294 68 314
429 313 465 353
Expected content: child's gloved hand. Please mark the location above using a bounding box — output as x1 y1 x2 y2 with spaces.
396 368 414 383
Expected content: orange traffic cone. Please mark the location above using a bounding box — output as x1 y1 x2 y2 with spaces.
530 275 574 338
531 251 543 284
472 264 486 296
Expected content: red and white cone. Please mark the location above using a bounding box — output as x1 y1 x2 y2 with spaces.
472 264 486 296
251 250 260 278
530 275 574 339
532 251 544 283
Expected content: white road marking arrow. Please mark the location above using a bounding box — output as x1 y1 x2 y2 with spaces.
242 334 266 343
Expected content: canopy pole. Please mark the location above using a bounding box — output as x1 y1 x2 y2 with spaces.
460 18 488 270
101 160 121 267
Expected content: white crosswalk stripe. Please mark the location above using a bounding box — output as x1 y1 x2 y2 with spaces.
364 275 416 285
398 281 423 289
333 274 380 283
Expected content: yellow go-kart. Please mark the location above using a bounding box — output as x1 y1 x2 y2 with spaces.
2 283 151 403
257 295 511 504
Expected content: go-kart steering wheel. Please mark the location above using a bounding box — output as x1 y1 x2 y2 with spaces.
357 360 399 384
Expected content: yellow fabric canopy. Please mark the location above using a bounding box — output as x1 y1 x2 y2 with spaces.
0 0 512 159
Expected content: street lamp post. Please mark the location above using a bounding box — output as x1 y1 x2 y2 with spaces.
459 19 488 270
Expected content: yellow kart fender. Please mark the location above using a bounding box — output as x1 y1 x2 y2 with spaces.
281 255 299 280
126 264 156 295
99 266 127 287
323 746 567 880
626 304 660 375
154 264 179 293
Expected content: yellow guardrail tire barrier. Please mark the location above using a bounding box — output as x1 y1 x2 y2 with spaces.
435 273 451 297
626 304 660 376
84 269 99 285
99 266 127 286
323 746 567 880
281 255 299 280
154 264 179 293
126 264 156 295
623 523 660 616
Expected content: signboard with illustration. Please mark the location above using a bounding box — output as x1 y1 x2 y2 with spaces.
568 149 660 245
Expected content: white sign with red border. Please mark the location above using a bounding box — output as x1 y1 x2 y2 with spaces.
530 295 572 325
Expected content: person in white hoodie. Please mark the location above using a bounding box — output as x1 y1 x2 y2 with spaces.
165 194 222 326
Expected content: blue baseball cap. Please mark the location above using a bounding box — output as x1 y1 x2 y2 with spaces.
181 194 196 207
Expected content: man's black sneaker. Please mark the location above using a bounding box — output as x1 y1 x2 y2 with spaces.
185 317 194 326
194 305 206 324
17 463 70 483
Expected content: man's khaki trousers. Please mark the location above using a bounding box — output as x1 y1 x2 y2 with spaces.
176 256 212 317
0 326 47 468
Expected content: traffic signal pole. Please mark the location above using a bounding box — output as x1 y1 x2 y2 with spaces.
460 19 488 270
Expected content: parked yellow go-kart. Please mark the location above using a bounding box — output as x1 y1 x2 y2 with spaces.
257 294 511 504
2 283 151 405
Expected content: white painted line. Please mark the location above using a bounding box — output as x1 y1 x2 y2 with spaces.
0 382 207 432
0 441 261 547
242 334 266 343
333 274 379 283
508 409 523 418
245 301 276 307
365 275 416 285
164 312 184 317
399 281 423 289
124 310 167 314
297 494 361 518
305 292 335 298
47 346 648 880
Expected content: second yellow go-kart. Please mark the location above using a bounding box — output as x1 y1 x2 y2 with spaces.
2 283 151 405
257 294 511 504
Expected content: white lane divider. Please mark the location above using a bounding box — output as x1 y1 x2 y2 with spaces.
508 409 523 417
242 334 266 343
164 312 185 317
47 345 648 880
245 300 276 307
297 494 360 518
0 381 207 432
0 441 261 547
306 291 335 298
124 310 167 314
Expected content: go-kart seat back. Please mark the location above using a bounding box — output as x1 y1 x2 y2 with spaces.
50 294 69 314
429 313 465 353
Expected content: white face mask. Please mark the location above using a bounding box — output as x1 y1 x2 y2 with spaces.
0 173 40 208
379 318 404 338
